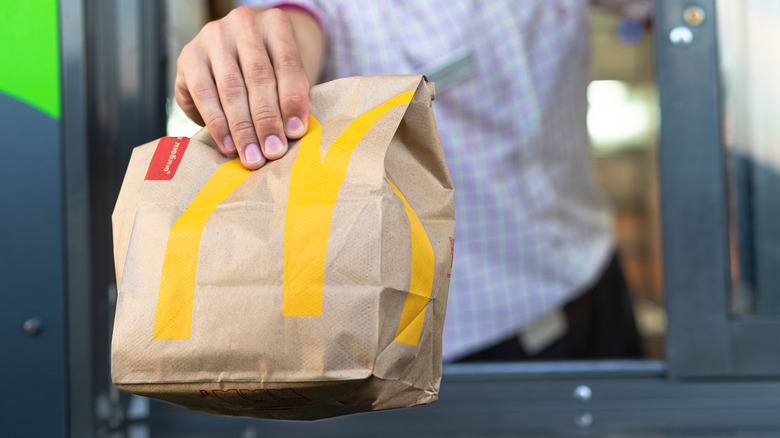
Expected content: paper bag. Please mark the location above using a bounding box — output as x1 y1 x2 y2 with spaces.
111 75 455 420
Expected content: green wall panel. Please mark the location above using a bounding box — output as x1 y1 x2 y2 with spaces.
0 0 61 118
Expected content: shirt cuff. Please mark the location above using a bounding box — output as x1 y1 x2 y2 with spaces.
241 0 329 53
592 0 653 21
240 0 329 82
273 2 328 39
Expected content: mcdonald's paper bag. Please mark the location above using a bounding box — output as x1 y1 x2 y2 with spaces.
111 75 455 420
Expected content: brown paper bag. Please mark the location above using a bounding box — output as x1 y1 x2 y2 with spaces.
111 75 455 420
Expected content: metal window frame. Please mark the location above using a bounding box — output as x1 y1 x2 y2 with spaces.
59 0 167 436
656 0 731 377
127 361 780 437
49 0 780 435
658 0 780 378
61 0 93 436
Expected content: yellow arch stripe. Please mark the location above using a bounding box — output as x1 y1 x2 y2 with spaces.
283 91 415 316
388 179 435 346
154 159 251 339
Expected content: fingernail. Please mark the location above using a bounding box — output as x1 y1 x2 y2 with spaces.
286 117 305 136
245 143 264 164
264 135 285 156
223 135 236 153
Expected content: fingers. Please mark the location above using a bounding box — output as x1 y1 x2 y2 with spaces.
175 47 236 157
261 9 311 140
174 6 313 170
174 71 204 126
207 30 268 169
236 8 310 162
233 9 287 162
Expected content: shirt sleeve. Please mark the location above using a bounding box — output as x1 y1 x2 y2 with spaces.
238 0 330 54
591 0 653 21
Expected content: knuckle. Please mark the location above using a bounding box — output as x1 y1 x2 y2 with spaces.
275 53 304 73
279 92 308 111
192 84 218 102
251 105 280 127
177 44 191 64
200 20 222 39
177 44 199 71
219 73 247 97
227 6 255 27
203 112 227 128
264 8 291 25
174 76 188 95
229 5 253 19
230 119 257 136
244 61 276 85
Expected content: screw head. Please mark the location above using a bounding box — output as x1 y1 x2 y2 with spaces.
669 26 694 47
573 385 592 402
23 318 43 336
683 6 706 26
575 411 594 428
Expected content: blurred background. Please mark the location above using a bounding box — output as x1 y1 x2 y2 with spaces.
589 6 663 361
5 0 780 436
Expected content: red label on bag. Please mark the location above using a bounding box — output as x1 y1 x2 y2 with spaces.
145 136 190 180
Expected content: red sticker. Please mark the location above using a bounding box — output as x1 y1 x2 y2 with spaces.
145 136 190 181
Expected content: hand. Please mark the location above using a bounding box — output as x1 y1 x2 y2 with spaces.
175 6 323 169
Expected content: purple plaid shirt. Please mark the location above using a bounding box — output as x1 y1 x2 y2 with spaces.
245 0 649 361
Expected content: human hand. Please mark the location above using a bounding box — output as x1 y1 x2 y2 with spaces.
175 6 323 169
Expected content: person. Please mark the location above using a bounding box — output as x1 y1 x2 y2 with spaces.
174 0 649 362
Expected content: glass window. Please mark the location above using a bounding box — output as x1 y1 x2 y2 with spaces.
718 0 780 315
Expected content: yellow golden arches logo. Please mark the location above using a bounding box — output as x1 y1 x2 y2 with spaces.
283 92 414 316
154 91 434 346
387 178 435 346
153 159 252 339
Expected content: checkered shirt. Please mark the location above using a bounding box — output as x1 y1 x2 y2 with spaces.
244 0 649 361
